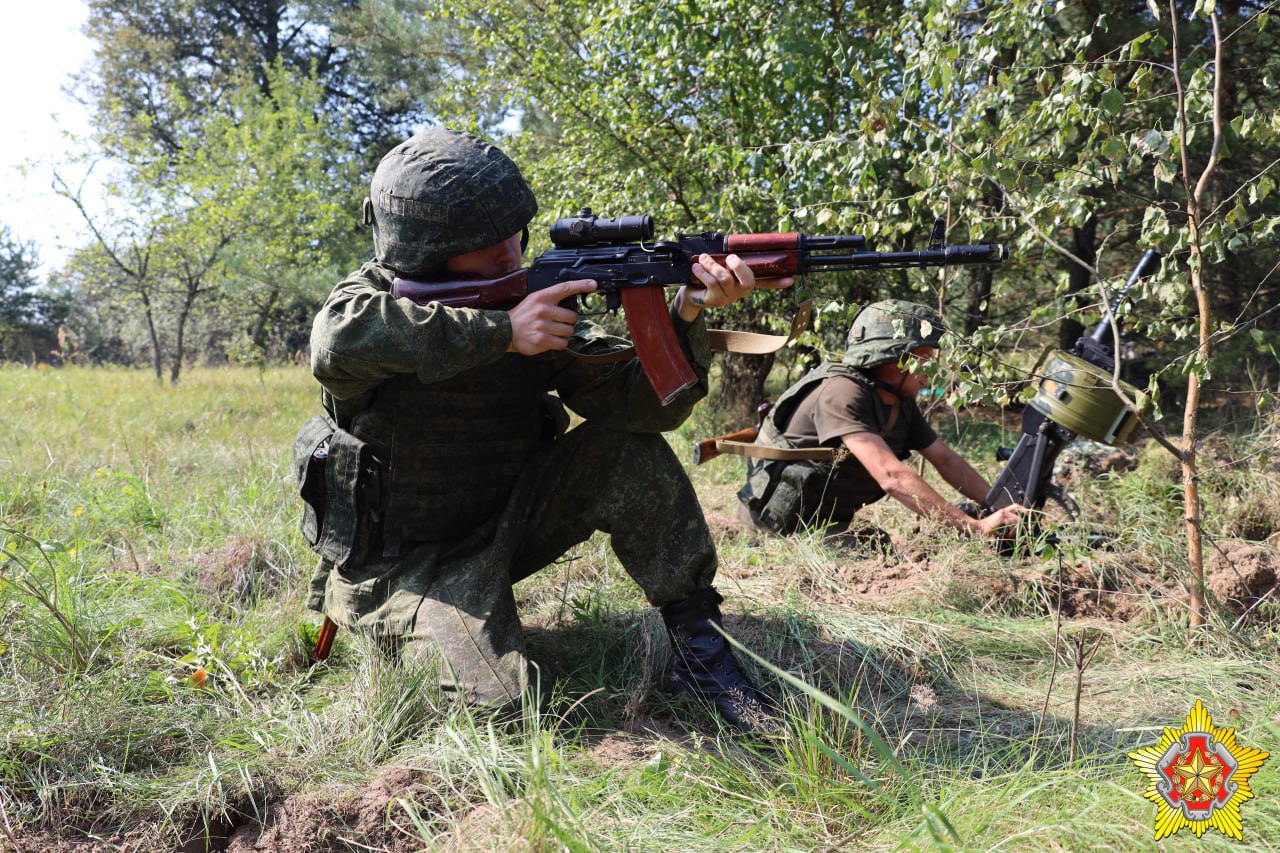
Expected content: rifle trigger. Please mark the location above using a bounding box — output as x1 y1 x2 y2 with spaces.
928 217 946 251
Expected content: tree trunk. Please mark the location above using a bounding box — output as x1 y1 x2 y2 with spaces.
1171 3 1223 631
250 286 280 352
139 289 163 383
716 352 776 427
964 267 993 335
1058 216 1097 349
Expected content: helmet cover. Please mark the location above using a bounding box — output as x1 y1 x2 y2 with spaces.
367 128 538 276
842 299 945 369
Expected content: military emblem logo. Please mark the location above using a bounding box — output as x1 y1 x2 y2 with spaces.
1129 699 1268 840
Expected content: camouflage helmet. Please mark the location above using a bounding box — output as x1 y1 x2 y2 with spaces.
364 128 538 276
842 299 945 369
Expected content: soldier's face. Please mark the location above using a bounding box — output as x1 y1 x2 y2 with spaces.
897 346 938 398
444 232 524 278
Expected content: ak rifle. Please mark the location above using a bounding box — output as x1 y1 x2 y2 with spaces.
393 210 1009 405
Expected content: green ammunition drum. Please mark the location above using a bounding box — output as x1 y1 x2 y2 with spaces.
1030 351 1141 445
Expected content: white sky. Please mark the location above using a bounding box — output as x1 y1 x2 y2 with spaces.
1 0 95 275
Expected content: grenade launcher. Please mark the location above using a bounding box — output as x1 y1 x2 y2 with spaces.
981 250 1162 517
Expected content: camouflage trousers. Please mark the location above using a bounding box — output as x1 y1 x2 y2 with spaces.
308 422 717 706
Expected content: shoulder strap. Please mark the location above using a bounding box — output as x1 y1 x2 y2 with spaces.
713 439 836 462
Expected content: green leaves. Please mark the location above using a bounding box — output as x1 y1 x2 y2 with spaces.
1099 88 1126 119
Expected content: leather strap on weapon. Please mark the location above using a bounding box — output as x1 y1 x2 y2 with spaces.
569 299 813 364
711 441 836 462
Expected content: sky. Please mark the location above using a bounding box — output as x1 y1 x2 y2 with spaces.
1 0 95 275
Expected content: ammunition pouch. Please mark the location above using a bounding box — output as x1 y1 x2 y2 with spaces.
739 457 833 535
293 414 383 570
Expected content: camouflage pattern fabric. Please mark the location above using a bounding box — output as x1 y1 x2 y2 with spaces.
305 261 716 706
367 129 539 276
841 299 945 369
311 422 716 705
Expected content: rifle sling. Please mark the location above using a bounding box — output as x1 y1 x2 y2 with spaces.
568 299 813 364
713 439 836 462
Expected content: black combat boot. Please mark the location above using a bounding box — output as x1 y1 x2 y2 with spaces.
659 588 782 734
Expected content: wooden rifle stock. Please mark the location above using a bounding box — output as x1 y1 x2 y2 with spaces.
693 403 772 465
391 269 530 308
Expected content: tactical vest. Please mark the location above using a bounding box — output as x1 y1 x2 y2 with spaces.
737 362 904 533
351 354 554 548
757 362 901 448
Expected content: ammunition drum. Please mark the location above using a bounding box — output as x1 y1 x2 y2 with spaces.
1030 351 1142 445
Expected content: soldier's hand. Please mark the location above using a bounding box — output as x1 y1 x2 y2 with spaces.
507 279 595 356
675 254 793 322
973 503 1027 539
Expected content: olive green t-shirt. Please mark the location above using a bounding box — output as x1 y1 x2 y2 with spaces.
781 374 937 518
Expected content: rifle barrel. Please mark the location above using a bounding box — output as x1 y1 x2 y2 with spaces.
802 243 1008 272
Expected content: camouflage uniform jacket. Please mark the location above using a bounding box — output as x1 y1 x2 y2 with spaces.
304 260 713 621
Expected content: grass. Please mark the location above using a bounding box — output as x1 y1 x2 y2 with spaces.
1 364 1279 851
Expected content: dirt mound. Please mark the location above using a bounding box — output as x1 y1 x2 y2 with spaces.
226 767 437 853
1222 498 1280 541
1046 559 1157 620
1206 541 1278 617
192 536 287 603
1054 442 1138 489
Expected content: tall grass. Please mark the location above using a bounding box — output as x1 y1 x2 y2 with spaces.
1 365 1278 851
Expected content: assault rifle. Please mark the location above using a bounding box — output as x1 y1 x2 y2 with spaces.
693 403 773 465
393 210 1009 405
981 250 1162 518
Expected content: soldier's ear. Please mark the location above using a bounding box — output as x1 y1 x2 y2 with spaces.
520 226 529 253
362 197 374 227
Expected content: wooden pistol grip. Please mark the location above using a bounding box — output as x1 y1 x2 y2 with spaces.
620 287 698 406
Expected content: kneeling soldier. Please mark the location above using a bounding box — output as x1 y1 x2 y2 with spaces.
737 300 1023 540
297 129 786 732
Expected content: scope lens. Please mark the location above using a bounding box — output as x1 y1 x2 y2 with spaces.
550 214 654 246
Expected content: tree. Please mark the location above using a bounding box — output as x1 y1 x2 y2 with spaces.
0 226 61 361
79 0 428 161
173 61 364 362
0 225 45 329
57 62 361 380
898 0 1280 631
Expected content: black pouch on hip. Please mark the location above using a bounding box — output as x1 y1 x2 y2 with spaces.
293 414 381 570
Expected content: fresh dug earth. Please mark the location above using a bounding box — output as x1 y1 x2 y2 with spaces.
223 768 434 853
10 769 442 853
704 491 1279 627
1206 540 1279 617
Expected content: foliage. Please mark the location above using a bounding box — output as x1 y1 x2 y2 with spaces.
0 226 65 362
56 61 362 378
79 0 425 160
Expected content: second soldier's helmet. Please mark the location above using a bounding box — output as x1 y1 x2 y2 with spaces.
364 128 538 276
842 299 945 369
